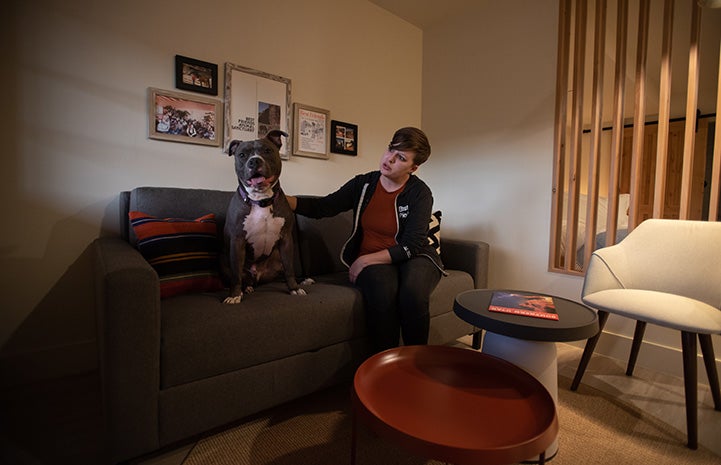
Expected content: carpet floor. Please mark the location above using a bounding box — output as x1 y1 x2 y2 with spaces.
176 373 719 465
2 342 718 465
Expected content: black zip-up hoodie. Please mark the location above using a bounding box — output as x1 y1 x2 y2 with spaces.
295 171 445 274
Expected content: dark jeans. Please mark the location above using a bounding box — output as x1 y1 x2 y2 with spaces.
355 257 442 353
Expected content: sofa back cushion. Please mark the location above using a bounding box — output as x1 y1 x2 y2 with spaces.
295 210 353 277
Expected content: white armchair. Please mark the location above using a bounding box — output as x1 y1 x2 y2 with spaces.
570 219 721 449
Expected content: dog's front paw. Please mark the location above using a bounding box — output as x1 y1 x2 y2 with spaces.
290 288 307 296
300 278 315 286
223 294 243 304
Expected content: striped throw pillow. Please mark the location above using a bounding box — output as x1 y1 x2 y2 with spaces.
129 211 224 298
428 210 442 256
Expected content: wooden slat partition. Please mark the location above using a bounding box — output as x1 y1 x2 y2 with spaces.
549 0 720 276
680 2 702 219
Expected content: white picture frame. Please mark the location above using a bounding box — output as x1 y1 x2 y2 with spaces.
224 63 292 158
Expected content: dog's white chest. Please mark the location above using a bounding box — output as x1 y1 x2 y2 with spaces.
243 207 285 257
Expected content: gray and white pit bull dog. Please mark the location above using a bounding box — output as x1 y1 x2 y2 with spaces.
222 129 306 304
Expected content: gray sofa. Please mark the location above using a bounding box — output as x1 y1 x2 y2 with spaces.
92 186 489 464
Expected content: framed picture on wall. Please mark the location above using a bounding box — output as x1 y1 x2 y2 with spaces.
224 62 292 158
175 55 218 96
148 87 222 147
330 120 358 156
293 103 330 159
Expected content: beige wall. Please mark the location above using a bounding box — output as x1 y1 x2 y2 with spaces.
0 0 423 383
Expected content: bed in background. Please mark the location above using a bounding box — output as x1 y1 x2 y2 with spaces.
561 194 631 269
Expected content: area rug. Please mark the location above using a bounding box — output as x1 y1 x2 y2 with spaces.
181 377 719 465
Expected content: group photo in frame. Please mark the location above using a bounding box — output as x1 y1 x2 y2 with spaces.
148 87 222 147
293 103 330 159
224 62 292 158
330 120 358 156
175 55 218 96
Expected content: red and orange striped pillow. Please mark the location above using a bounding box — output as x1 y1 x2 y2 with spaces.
129 211 224 298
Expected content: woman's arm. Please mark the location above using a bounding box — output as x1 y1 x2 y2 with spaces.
291 174 366 218
348 249 391 283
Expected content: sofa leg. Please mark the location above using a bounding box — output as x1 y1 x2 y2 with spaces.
681 331 698 450
571 310 608 391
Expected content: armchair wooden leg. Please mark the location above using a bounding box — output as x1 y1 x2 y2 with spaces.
626 320 647 376
698 333 721 411
571 311 609 391
681 331 698 450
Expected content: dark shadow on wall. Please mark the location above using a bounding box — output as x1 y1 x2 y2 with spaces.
0 213 101 388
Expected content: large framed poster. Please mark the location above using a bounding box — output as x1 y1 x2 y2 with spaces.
224 63 292 158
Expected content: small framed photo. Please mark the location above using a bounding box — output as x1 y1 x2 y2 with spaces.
175 55 218 96
148 87 222 147
293 103 330 159
330 120 358 156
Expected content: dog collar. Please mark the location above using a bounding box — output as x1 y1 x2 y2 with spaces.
237 185 279 208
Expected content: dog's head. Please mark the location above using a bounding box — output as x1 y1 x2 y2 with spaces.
228 130 288 195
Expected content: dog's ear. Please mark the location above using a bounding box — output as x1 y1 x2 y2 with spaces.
265 130 289 149
227 140 241 156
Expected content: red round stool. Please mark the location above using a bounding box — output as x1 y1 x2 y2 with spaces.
351 345 558 465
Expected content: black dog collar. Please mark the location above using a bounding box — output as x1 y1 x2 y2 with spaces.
237 185 279 208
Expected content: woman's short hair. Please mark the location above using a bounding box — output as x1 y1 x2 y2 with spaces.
389 127 431 165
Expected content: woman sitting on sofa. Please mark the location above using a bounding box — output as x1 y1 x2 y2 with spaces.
286 127 443 353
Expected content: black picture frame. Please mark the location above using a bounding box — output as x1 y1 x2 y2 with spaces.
330 120 358 155
175 55 218 96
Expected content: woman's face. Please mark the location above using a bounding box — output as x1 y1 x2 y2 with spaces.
380 147 417 181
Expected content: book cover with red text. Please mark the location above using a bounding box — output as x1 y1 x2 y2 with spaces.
488 291 559 320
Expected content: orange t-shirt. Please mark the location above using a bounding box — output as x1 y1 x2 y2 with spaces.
359 184 404 256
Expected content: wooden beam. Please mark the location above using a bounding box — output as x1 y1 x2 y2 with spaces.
680 1 701 219
549 0 572 269
582 0 607 269
653 0 674 219
710 36 721 221
564 0 587 271
629 0 650 229
606 0 628 246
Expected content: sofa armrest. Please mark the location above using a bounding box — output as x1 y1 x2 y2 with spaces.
92 237 161 463
440 238 490 289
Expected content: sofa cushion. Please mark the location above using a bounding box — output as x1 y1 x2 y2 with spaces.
129 211 224 298
159 269 474 388
296 210 353 277
159 274 365 388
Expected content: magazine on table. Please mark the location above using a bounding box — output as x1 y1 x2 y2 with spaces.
487 291 559 321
